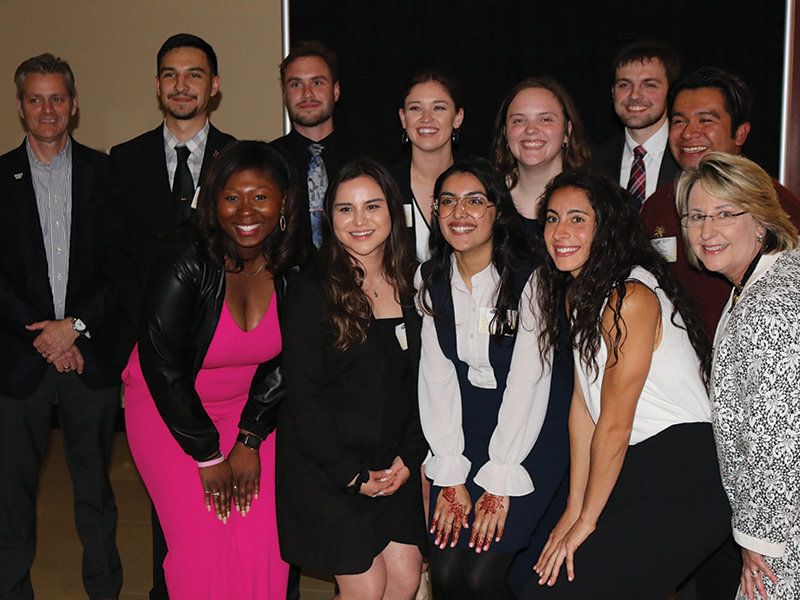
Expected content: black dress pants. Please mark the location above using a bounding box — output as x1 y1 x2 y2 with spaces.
0 366 122 600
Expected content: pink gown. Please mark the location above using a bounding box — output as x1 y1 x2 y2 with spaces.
124 297 288 600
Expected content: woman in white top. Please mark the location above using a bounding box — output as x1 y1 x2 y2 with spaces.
529 168 730 599
677 152 800 600
417 158 572 599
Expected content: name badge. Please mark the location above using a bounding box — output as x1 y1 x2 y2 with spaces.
652 236 677 263
190 186 201 209
395 323 408 350
404 204 413 228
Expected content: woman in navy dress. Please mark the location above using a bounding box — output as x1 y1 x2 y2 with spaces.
416 158 570 599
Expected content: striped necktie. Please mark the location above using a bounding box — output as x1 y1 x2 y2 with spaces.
627 145 647 205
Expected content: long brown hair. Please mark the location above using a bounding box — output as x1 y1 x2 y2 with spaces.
319 159 416 351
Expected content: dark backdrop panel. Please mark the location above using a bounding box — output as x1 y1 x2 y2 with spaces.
290 0 786 177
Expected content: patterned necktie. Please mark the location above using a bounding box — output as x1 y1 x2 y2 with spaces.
173 146 195 220
307 143 328 248
627 145 647 205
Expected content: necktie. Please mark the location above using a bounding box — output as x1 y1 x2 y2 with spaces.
173 146 195 220
307 143 328 248
627 145 647 205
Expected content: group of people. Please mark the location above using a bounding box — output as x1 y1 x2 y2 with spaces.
1 32 798 600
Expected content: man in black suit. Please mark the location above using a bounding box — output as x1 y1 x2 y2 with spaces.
96 34 234 600
270 41 352 249
0 54 122 600
594 41 681 207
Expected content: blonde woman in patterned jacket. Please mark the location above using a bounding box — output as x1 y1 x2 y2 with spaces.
677 152 800 600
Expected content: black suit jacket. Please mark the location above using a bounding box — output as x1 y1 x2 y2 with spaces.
593 131 681 192
0 139 121 398
97 123 235 361
269 128 353 248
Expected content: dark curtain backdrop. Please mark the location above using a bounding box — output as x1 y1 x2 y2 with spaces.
289 0 786 177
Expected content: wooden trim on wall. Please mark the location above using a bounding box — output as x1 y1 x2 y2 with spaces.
788 0 800 193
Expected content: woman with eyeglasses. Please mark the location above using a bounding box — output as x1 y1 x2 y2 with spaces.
417 157 566 599
677 153 800 600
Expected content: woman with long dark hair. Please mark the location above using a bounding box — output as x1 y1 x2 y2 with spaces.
529 169 730 599
417 157 569 599
124 141 301 599
277 159 428 599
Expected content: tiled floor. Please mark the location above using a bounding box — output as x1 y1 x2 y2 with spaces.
31 430 335 599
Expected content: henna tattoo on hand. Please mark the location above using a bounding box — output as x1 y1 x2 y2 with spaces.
478 493 503 515
442 487 467 524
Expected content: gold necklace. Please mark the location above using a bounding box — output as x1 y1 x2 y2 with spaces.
244 259 267 277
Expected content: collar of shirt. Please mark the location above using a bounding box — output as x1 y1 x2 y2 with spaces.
624 118 669 161
25 135 73 171
622 119 670 200
163 119 210 188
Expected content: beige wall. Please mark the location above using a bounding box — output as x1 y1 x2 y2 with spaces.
0 0 286 154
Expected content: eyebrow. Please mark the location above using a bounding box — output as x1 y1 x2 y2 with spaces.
159 66 207 74
440 190 486 196
688 202 736 211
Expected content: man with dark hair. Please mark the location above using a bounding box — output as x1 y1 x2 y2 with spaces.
96 33 235 600
270 40 352 249
0 53 123 600
594 40 682 206
641 66 800 337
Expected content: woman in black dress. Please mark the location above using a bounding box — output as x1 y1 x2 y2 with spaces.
277 159 427 600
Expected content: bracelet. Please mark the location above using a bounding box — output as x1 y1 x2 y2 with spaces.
197 453 225 468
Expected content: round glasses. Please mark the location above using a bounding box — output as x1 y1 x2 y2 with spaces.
680 210 747 228
433 193 495 219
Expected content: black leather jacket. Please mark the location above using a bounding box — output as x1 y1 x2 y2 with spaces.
138 228 297 461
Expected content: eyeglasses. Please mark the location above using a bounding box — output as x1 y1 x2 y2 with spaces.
680 210 747 228
433 193 495 219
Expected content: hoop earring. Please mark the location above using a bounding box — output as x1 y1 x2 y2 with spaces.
279 212 286 232
451 128 460 145
401 130 409 145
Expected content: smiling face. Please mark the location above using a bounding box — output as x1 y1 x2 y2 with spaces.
156 47 220 122
669 87 750 170
684 182 765 284
216 168 284 260
612 58 669 135
17 73 76 151
283 56 340 132
505 87 570 172
399 81 463 153
332 176 392 262
437 172 496 264
544 186 596 278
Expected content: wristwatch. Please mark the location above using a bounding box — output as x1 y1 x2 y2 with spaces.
236 433 262 451
70 317 88 336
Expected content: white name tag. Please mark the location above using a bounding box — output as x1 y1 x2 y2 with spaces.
190 186 201 209
404 204 413 228
395 323 408 350
652 236 677 263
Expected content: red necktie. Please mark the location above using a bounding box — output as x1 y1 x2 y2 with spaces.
627 145 647 204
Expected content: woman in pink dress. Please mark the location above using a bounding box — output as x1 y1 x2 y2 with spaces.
124 141 303 599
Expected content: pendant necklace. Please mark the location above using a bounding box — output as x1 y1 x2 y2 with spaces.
363 275 385 298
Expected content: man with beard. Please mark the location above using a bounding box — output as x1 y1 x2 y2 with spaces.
594 41 681 207
96 33 235 600
270 41 352 249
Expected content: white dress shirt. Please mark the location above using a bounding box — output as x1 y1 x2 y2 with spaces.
619 119 670 201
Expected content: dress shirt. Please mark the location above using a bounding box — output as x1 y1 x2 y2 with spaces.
163 119 209 189
619 120 669 201
27 136 72 319
416 259 552 496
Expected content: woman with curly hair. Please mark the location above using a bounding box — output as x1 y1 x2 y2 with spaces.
528 169 730 599
125 141 301 599
417 157 571 599
277 159 428 600
491 77 591 236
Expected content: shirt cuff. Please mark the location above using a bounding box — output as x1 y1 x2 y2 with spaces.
426 454 471 487
473 461 533 497
733 528 787 559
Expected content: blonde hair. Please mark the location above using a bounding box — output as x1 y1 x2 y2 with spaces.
675 152 798 269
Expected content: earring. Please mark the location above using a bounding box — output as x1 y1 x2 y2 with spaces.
561 142 567 149
451 128 460 145
401 131 409 145
757 232 764 242
280 212 286 232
